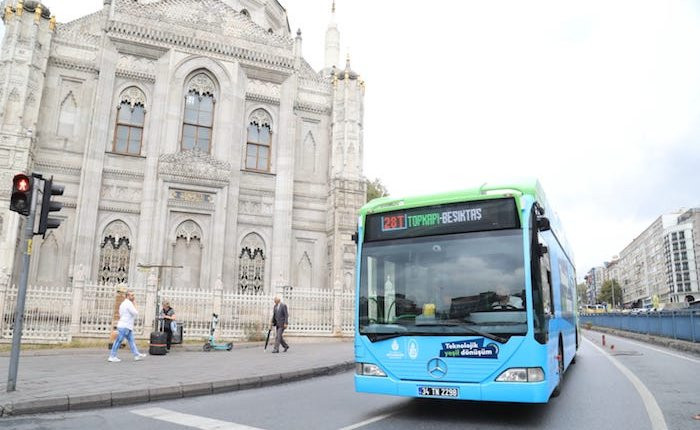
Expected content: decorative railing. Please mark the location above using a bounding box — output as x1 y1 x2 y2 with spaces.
0 276 355 343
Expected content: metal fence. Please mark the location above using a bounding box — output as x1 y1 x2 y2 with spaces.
580 311 700 343
0 284 73 342
0 277 355 343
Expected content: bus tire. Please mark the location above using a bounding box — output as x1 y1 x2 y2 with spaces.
551 341 564 398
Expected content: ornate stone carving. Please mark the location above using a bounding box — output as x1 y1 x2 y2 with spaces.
169 189 213 205
175 220 202 243
117 55 155 80
119 86 147 108
247 79 280 101
249 108 272 128
101 185 142 203
187 73 216 97
158 150 232 186
103 220 131 243
239 200 273 217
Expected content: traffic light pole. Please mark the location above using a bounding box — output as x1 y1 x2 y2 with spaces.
7 179 39 392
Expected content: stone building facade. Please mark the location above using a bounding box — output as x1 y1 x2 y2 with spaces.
0 0 365 292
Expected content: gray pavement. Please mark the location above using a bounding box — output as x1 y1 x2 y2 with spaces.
0 338 353 417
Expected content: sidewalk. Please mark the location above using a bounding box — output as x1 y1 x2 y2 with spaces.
0 338 354 417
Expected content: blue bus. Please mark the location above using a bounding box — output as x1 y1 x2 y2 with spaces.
354 180 578 403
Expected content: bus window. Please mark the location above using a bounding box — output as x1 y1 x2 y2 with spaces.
530 208 550 344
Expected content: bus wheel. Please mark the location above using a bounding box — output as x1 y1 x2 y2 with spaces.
551 342 564 398
572 330 578 364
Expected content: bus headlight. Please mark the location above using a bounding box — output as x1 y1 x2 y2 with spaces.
356 363 387 377
495 367 544 382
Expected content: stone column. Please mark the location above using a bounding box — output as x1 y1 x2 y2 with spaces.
333 279 342 335
213 276 223 320
69 264 86 337
0 268 9 335
143 269 158 335
269 76 298 290
70 33 119 280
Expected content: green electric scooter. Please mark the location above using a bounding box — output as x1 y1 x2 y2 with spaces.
202 313 233 352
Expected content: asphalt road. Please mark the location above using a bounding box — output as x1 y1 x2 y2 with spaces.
2 331 698 430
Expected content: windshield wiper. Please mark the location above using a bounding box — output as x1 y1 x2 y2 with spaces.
364 332 407 342
362 322 509 344
416 320 509 343
458 325 508 344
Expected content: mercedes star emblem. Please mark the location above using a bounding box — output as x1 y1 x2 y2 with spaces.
427 357 447 379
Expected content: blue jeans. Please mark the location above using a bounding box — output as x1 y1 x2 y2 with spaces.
110 327 141 357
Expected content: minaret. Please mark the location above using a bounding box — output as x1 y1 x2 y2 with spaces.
327 54 365 304
0 1 56 278
323 0 340 74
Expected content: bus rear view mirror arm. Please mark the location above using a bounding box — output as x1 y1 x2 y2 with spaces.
537 216 551 232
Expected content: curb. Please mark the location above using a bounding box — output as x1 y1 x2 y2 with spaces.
583 326 700 356
0 360 355 418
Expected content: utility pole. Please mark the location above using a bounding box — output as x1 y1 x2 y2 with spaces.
7 173 65 392
7 174 39 392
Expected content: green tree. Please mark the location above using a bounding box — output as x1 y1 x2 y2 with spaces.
597 279 622 307
576 283 588 305
366 177 389 202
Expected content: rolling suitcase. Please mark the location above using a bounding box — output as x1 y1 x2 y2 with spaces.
149 330 167 355
149 318 168 355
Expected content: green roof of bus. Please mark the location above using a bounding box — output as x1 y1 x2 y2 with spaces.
360 179 544 215
360 179 575 265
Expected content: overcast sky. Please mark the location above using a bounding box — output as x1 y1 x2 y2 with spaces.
2 0 700 280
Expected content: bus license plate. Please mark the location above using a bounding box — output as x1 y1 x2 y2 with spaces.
418 386 459 398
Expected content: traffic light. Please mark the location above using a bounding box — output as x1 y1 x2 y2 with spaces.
37 176 64 236
10 173 33 216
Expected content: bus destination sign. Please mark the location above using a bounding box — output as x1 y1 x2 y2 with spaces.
364 198 520 242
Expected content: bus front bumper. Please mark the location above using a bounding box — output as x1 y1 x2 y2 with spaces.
354 375 552 403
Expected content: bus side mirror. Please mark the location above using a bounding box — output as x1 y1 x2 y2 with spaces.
537 217 551 232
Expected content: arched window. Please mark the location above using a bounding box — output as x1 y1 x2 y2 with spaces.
300 131 316 173
238 233 265 294
113 87 146 155
245 109 272 171
57 91 77 138
182 73 216 153
98 221 132 285
172 221 203 289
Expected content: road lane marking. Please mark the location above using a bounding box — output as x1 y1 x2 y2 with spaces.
131 407 266 430
584 338 668 430
337 411 399 430
588 332 700 364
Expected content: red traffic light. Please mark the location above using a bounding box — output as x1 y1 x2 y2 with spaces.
10 173 34 216
14 174 30 192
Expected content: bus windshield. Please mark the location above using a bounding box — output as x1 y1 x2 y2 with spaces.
359 229 527 342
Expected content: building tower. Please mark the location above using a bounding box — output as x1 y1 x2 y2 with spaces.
328 55 365 297
0 1 55 278
323 1 340 74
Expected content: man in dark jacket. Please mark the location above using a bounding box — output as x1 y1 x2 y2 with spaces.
270 296 289 353
159 301 176 351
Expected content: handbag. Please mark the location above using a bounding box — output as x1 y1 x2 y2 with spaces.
170 321 177 332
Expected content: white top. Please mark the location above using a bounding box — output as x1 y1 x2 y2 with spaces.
492 296 524 309
116 299 138 330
